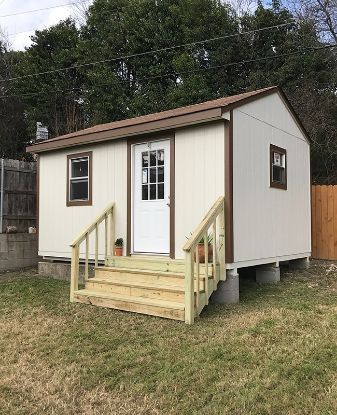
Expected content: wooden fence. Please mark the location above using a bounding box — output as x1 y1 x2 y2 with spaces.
0 159 37 233
312 185 337 260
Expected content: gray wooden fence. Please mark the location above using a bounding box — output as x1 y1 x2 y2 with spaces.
0 159 37 233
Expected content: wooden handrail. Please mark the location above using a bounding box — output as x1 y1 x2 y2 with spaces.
183 197 224 252
70 201 115 247
70 201 115 301
184 196 225 324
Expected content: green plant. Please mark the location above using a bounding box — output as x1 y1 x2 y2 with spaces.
198 234 213 245
115 238 123 247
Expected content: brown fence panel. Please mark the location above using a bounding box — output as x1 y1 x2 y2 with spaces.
0 159 37 233
312 185 337 260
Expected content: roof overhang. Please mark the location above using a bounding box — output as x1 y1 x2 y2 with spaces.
26 107 224 153
26 86 310 154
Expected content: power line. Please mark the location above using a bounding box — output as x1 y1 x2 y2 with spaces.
0 21 296 83
0 1 89 19
0 43 335 100
135 43 337 82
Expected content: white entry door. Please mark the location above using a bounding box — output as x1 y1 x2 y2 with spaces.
133 140 170 254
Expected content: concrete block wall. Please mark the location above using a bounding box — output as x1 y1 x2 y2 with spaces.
0 233 38 270
38 261 95 284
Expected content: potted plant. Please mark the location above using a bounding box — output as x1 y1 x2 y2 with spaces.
197 234 213 263
114 238 123 256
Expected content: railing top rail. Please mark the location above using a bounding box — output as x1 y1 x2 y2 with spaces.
70 201 115 247
183 196 224 252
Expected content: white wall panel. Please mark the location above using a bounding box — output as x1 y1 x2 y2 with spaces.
39 141 127 259
175 122 225 259
232 92 311 263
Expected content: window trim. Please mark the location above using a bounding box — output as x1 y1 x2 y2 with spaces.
270 144 287 190
66 151 92 206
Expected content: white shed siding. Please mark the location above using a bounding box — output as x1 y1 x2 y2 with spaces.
39 141 127 259
232 92 311 264
174 122 225 259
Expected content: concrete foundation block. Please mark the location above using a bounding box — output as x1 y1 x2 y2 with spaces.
211 269 239 304
256 265 280 284
288 257 310 270
38 261 94 284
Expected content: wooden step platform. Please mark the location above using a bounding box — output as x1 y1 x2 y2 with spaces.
73 289 185 321
72 256 217 321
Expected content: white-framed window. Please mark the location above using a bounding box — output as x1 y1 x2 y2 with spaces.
141 148 165 201
67 151 92 206
270 144 287 190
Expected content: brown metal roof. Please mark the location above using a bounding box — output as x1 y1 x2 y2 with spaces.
27 86 297 153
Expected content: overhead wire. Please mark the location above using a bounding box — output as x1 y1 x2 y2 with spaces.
0 42 335 100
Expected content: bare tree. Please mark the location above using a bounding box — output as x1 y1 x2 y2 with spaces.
71 0 93 26
227 0 259 16
287 0 337 43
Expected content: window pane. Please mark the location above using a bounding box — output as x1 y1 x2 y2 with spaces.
150 168 156 183
157 183 164 199
142 185 148 200
157 149 164 165
71 158 88 178
142 168 148 184
273 166 285 184
149 184 156 200
142 152 149 167
70 180 88 200
158 166 164 183
150 151 157 166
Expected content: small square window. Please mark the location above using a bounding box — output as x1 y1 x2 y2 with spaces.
67 152 92 206
270 145 287 190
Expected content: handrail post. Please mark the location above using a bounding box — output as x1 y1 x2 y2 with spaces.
110 208 115 256
213 220 218 289
70 244 79 302
184 250 194 324
95 224 98 267
196 245 200 314
204 231 209 304
85 233 89 281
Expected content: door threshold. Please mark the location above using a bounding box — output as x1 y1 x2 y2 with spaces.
131 253 171 259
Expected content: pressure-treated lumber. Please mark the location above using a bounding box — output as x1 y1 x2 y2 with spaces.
73 290 185 321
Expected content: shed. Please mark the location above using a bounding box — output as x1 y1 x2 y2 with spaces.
27 86 311 323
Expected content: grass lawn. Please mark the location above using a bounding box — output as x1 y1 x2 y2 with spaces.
1 262 337 414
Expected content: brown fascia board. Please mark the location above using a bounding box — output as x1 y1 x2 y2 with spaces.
26 107 223 153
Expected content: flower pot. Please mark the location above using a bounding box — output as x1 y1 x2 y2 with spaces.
115 246 123 256
197 243 213 263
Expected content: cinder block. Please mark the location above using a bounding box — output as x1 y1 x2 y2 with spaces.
38 261 94 284
0 252 8 260
7 233 37 243
8 248 24 259
0 236 8 253
23 249 38 260
211 269 240 304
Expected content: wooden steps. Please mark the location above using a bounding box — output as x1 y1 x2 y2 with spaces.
73 289 185 321
72 256 218 321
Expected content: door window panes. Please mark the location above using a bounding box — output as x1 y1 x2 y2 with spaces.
141 148 165 200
